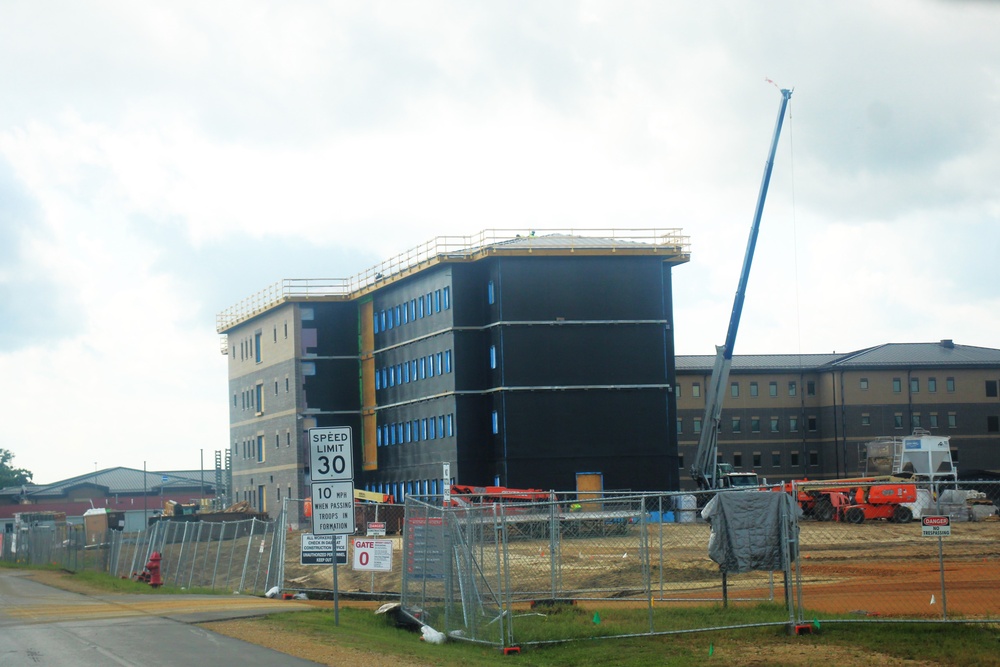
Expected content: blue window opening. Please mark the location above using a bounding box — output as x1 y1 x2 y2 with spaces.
437 416 445 436
419 296 424 318
377 428 383 446
410 299 416 320
436 352 443 375
403 363 409 383
446 414 454 437
254 333 262 363
395 305 401 326
443 287 450 310
405 422 411 442
373 312 380 334
427 356 435 377
435 289 442 312
422 418 428 440
386 310 393 329
489 345 496 369
420 358 427 379
389 367 395 387
491 411 499 434
375 369 382 390
412 419 420 442
488 280 495 305
402 304 408 324
444 350 452 373
429 418 436 439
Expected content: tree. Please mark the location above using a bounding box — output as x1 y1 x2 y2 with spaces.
0 449 33 488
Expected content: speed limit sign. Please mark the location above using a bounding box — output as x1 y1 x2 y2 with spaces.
309 427 353 481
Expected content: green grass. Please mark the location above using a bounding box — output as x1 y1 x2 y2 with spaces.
67 570 227 595
262 605 1000 667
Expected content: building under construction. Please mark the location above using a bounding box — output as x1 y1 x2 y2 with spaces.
218 230 690 515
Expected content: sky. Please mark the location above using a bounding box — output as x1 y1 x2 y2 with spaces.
1 1 998 484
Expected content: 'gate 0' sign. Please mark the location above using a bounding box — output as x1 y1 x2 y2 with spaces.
309 427 353 481
352 538 393 572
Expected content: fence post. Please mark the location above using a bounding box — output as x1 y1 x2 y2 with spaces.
238 519 256 593
211 522 223 591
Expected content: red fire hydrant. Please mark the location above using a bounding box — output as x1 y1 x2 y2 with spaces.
146 551 163 588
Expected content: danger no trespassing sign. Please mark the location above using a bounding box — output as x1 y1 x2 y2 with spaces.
922 515 951 537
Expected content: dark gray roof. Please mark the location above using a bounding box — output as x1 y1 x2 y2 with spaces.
676 341 1000 373
15 467 215 497
676 353 841 373
829 342 1000 368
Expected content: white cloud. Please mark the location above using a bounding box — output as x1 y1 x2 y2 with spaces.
1 0 998 481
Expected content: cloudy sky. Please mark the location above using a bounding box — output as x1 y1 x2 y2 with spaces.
1 1 997 483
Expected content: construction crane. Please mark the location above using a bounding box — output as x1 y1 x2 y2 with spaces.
689 87 793 491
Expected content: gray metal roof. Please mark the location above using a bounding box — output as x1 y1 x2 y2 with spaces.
17 467 215 497
829 342 1000 368
676 353 841 373
676 341 1000 373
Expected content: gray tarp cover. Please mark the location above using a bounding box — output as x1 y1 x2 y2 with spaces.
701 491 800 573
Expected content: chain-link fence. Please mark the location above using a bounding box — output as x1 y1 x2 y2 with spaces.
396 483 1000 650
5 481 998 650
2 516 282 596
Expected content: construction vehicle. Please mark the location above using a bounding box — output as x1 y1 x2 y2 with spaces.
775 478 918 523
862 428 957 488
689 86 793 491
449 484 551 505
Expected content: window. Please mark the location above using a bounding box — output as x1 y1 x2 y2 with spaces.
860 378 868 390
274 434 279 448
678 454 684 469
806 381 816 396
911 413 921 428
789 416 799 432
693 418 702 434
946 377 956 392
910 378 919 393
419 296 425 318
254 332 262 363
861 414 870 427
402 303 408 324
676 419 683 435
675 384 681 399
255 384 263 414
429 418 436 439
987 380 999 398
436 352 443 375
443 287 450 309
257 435 264 463
273 326 277 343
410 299 417 320
731 417 741 433
435 290 442 312
809 451 819 466
286 377 289 392
733 453 743 468
446 414 454 437
892 378 902 393
769 382 778 397
444 350 452 373
987 416 999 433
807 416 817 431
274 381 278 396
947 412 957 428
692 383 701 398
488 280 495 305
753 453 762 468
929 413 939 428
790 451 800 466
893 413 903 429
788 381 797 397
751 417 761 433
928 377 937 393
770 417 779 433
730 382 739 398
491 411 499 434
489 345 497 369
750 382 759 397
772 452 781 467
420 358 426 379
427 355 435 377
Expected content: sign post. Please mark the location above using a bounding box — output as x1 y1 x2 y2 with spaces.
309 427 354 626
922 515 950 619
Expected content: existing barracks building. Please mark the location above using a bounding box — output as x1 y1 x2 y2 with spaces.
219 230 1000 515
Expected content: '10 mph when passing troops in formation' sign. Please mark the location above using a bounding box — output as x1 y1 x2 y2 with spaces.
309 427 355 535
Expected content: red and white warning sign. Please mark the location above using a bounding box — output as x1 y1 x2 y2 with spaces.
921 515 951 537
352 538 393 571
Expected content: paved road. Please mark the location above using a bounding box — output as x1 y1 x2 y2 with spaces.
0 570 319 666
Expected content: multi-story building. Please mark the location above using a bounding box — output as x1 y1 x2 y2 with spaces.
218 230 690 517
675 341 1000 490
